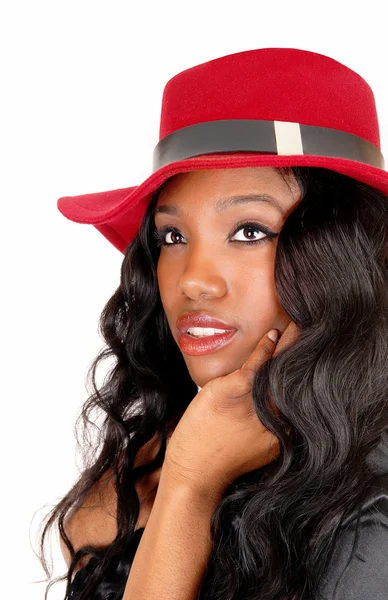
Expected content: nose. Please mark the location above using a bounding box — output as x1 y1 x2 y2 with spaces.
178 249 228 300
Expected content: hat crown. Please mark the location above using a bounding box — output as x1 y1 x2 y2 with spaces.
159 47 381 151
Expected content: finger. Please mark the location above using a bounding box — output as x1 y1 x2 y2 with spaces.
240 321 300 394
272 321 300 358
207 331 277 403
209 323 300 402
240 330 279 386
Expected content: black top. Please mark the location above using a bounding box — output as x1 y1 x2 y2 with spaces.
66 527 145 599
65 433 388 599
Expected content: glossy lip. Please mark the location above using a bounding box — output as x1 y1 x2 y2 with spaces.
177 329 237 356
176 311 237 333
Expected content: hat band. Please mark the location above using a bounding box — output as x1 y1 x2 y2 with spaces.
152 119 385 172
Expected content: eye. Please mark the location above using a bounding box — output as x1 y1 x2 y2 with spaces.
154 227 184 247
229 220 278 246
153 221 278 248
164 230 182 245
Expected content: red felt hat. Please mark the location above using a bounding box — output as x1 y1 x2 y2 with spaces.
57 47 388 254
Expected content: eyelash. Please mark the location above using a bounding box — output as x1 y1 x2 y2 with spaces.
153 220 278 248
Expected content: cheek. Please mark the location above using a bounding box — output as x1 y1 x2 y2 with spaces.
238 259 283 323
237 252 276 295
251 261 289 327
243 275 278 319
157 259 175 303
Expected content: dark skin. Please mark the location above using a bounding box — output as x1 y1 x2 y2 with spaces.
155 166 302 388
61 166 302 574
122 167 302 598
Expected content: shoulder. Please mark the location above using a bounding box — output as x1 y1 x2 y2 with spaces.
60 465 120 573
319 473 388 599
60 433 164 572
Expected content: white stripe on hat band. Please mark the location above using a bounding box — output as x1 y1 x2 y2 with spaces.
274 121 304 155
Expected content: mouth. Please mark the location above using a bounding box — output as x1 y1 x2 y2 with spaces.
184 327 234 338
177 328 237 356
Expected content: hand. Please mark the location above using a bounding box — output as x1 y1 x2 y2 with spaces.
163 322 300 500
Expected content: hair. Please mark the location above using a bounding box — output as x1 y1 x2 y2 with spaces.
35 166 388 600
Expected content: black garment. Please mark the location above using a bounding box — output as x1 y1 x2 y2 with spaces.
65 433 388 600
319 434 388 599
66 527 145 599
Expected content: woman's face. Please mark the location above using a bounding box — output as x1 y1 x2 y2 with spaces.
154 167 302 388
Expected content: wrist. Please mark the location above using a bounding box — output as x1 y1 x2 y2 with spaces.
160 458 225 510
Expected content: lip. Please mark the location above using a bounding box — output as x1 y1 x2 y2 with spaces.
177 329 237 356
176 311 237 333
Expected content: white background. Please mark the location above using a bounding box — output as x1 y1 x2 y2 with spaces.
2 1 387 598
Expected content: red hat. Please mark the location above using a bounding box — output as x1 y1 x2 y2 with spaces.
57 47 387 254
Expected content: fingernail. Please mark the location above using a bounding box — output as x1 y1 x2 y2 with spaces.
267 329 279 342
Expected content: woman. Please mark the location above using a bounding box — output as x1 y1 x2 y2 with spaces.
38 48 388 599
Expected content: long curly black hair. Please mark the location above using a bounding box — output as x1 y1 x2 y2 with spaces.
35 166 388 600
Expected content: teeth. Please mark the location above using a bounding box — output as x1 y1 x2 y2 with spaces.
186 327 231 337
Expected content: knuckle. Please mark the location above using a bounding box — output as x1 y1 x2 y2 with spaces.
233 370 247 387
230 371 251 400
261 339 275 357
207 374 249 413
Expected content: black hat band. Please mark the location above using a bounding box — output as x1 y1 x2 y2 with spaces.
152 119 385 172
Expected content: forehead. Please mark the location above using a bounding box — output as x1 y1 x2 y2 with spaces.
155 167 301 216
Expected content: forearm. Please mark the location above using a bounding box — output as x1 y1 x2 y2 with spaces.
123 466 221 600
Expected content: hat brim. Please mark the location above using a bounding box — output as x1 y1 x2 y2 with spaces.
57 152 388 253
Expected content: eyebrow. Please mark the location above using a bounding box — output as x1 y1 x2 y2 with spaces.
154 193 285 216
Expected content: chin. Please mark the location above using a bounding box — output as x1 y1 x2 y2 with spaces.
179 333 253 388
187 368 211 389
186 360 241 390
